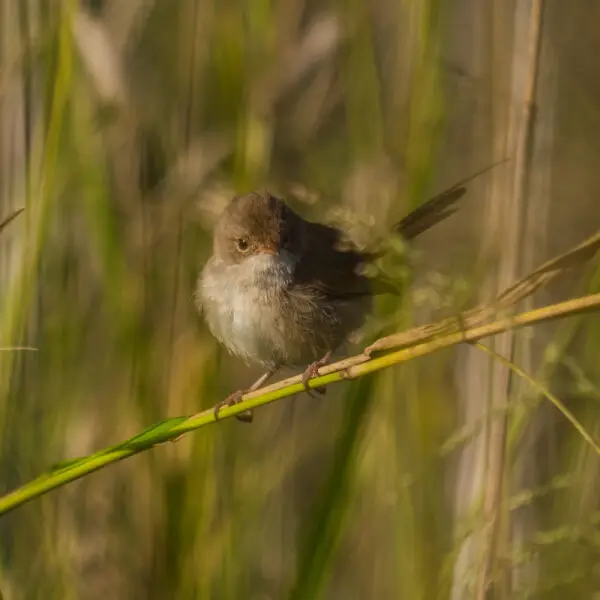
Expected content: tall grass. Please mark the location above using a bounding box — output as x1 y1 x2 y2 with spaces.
1 0 599 599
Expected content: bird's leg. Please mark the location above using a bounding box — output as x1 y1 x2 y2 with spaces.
213 366 279 423
301 351 332 398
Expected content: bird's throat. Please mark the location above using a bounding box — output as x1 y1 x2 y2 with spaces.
240 251 296 291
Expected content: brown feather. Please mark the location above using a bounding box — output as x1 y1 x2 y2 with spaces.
294 186 466 300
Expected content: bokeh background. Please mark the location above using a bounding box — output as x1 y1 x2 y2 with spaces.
1 0 600 598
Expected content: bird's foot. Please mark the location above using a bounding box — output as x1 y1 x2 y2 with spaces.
301 351 332 398
213 390 254 423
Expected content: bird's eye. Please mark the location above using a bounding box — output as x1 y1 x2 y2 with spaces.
236 237 249 252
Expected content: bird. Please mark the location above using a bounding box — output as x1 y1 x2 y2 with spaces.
196 183 466 422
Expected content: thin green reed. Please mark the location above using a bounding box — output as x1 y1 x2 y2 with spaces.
0 0 75 429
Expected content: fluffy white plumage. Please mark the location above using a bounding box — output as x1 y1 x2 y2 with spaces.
198 249 300 366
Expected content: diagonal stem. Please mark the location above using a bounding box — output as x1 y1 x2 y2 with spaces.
0 292 598 518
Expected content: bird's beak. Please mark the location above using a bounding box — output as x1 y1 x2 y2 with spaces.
257 245 278 255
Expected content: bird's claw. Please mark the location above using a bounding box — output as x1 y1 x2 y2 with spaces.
301 352 332 397
213 390 253 423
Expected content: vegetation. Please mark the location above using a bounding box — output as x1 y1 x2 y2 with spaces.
1 1 599 599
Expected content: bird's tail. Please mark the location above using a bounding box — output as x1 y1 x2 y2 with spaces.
393 159 508 240
394 187 466 240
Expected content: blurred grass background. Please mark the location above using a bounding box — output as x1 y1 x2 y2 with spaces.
1 0 600 598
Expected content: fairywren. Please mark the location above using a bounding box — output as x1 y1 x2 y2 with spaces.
196 185 466 421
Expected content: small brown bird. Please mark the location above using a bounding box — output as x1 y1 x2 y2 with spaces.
196 184 466 421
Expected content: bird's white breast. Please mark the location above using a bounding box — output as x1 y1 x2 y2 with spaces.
198 252 296 366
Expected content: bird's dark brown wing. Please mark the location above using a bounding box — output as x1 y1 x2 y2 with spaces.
293 221 376 301
293 186 467 300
